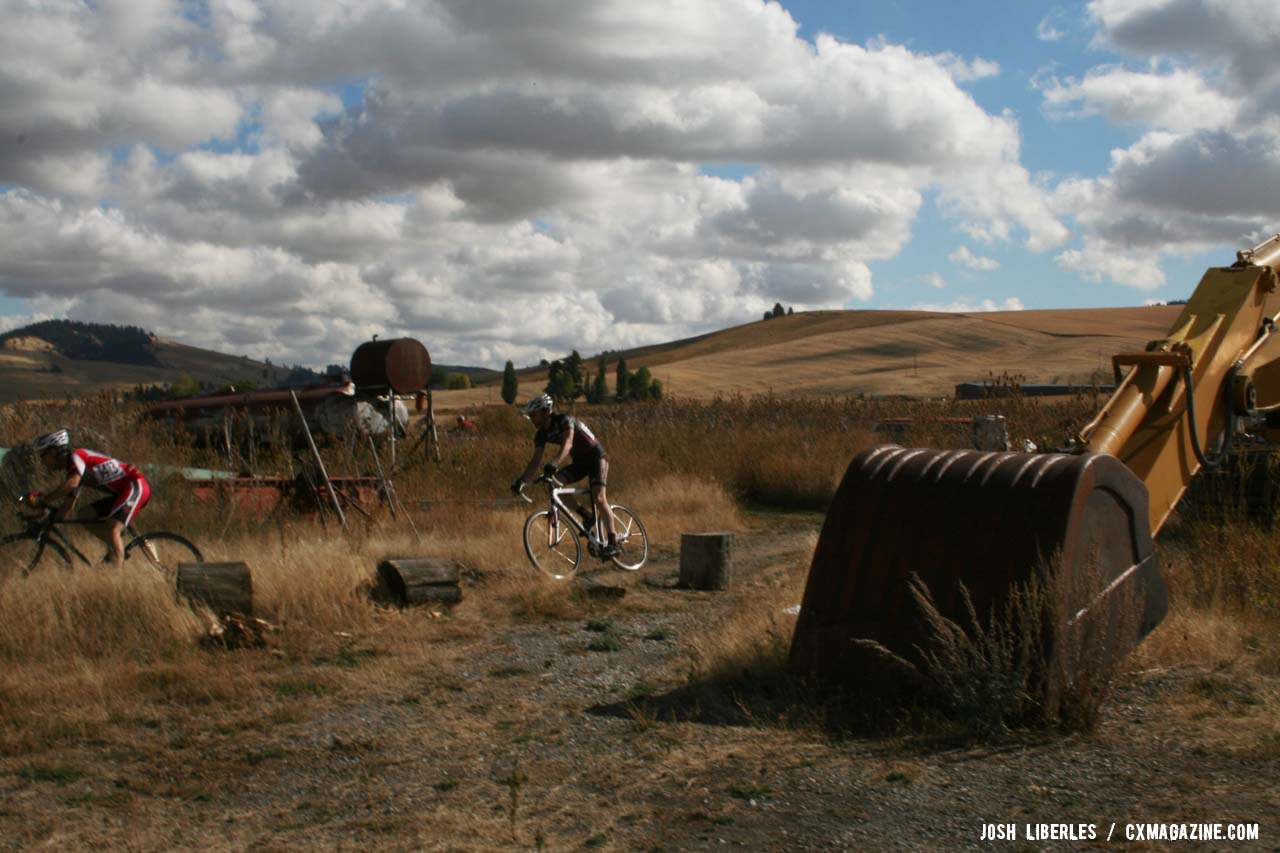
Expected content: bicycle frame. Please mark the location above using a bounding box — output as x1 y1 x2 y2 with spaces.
16 500 149 566
527 475 608 555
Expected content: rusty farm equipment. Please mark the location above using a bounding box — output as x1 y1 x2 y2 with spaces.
791 234 1280 700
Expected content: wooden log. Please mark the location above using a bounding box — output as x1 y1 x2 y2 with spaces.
678 532 734 591
373 558 462 608
178 561 253 615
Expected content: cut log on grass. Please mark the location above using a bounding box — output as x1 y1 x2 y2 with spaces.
373 558 462 608
178 561 253 615
679 532 734 590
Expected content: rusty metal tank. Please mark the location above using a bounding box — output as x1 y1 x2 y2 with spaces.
350 338 431 394
789 445 1168 690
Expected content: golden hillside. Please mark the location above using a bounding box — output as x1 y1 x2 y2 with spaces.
434 305 1185 409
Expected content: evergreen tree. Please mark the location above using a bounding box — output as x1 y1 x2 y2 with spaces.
631 366 653 401
501 360 518 404
615 358 630 402
592 354 608 402
771 302 785 318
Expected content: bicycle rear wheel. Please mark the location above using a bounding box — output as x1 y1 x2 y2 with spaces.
0 531 71 576
523 510 583 579
608 504 648 571
125 531 203 584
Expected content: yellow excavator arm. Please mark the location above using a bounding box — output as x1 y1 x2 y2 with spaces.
1082 233 1280 535
790 234 1280 693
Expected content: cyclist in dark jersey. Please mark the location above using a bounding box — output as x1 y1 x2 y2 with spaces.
511 394 619 557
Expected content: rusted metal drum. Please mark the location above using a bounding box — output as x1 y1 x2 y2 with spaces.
789 445 1168 689
350 338 431 394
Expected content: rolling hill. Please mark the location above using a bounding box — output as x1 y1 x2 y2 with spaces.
0 304 1205 409
0 322 304 405
433 304 1187 409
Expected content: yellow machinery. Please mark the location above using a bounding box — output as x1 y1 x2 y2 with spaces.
790 234 1280 688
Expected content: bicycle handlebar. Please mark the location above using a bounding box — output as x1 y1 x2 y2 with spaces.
515 472 569 504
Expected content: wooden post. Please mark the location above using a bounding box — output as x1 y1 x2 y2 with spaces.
178 561 253 615
372 558 461 607
290 389 346 528
426 390 441 462
679 532 734 590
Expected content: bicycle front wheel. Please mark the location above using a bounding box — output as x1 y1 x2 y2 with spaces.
125 531 203 584
0 531 71 577
523 510 583 580
608 504 648 571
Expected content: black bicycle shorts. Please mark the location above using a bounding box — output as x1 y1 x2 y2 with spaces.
559 452 609 488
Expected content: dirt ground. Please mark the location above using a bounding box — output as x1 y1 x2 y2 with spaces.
1 513 1277 852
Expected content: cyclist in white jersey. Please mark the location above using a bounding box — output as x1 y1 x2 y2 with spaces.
29 429 151 570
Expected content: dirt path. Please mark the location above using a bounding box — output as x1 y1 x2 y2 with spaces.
1 516 1276 851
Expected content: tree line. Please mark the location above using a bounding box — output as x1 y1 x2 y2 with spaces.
499 351 662 406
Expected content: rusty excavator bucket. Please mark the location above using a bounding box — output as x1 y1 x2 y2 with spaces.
790 234 1280 698
788 445 1167 691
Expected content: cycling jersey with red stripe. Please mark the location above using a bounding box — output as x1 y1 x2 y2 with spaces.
534 414 607 465
70 448 146 494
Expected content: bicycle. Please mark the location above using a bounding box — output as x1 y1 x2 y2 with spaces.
518 473 648 580
0 495 204 582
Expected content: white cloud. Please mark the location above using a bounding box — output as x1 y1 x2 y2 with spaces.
912 297 1025 312
1037 14 1065 42
1039 0 1280 290
948 246 1001 271
924 273 947 289
0 0 1067 367
1037 66 1240 131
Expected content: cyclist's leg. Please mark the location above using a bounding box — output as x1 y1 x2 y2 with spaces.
101 479 150 569
557 462 592 524
591 457 617 546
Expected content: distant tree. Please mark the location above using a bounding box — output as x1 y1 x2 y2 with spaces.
545 351 585 401
591 354 608 402
787 306 794 315
772 302 785 318
501 360 519 404
615 358 630 402
446 373 472 390
763 311 772 321
650 378 664 400
170 374 200 398
549 368 577 400
630 366 653 401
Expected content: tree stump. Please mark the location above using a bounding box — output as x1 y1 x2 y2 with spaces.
177 561 253 615
679 533 733 590
372 558 462 608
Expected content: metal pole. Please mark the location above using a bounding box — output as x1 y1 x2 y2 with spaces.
290 389 346 529
387 392 397 470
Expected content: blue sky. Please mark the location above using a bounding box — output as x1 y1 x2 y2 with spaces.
2 0 1277 368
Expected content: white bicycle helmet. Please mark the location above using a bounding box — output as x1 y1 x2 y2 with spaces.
34 428 70 451
521 394 554 416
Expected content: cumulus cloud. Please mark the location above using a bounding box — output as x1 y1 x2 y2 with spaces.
0 0 1065 367
1038 0 1280 289
949 246 1001 271
912 297 1025 312
1037 13 1066 42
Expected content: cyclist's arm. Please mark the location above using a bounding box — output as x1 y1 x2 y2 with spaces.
552 431 573 470
41 473 83 518
517 446 546 484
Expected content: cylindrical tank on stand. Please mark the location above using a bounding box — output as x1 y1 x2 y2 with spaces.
350 338 431 394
